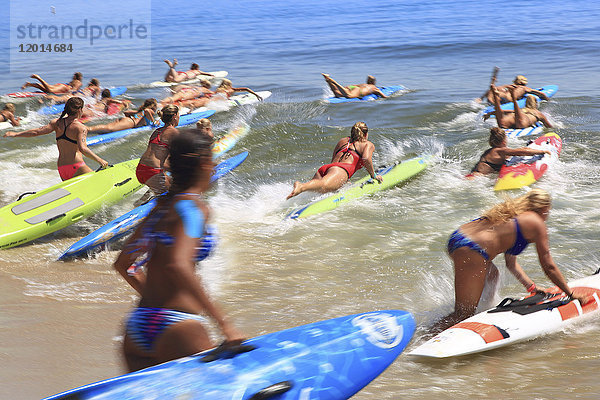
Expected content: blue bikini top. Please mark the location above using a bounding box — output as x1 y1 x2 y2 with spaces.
505 218 529 255
127 194 217 275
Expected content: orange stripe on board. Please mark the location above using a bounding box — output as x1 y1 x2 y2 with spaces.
453 322 505 343
558 302 580 320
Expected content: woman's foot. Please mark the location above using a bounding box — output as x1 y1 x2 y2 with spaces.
286 181 302 199
321 73 331 81
173 58 178 67
21 82 32 89
164 59 174 68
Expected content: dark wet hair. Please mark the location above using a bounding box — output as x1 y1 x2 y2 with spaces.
489 127 506 147
89 78 99 86
73 72 83 80
157 104 179 125
59 97 84 119
366 75 376 85
191 63 199 70
101 89 112 98
133 98 157 114
167 130 213 196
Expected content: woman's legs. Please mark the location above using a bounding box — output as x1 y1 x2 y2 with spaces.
431 247 489 334
164 59 184 83
491 85 515 129
287 167 348 199
322 74 352 98
88 117 135 134
153 320 213 366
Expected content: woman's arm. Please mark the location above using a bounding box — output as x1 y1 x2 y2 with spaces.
233 87 262 100
527 89 549 101
8 113 21 127
532 217 586 302
76 125 109 168
504 254 536 292
361 142 383 182
113 215 151 294
499 147 551 157
4 121 55 137
167 208 245 343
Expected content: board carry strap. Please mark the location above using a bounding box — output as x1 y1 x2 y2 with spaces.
200 341 256 363
248 381 294 400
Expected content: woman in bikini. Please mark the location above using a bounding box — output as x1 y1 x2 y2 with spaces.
88 98 157 134
159 79 214 107
44 78 103 104
322 74 387 99
163 59 215 83
4 97 108 181
490 85 553 129
433 189 588 333
114 130 245 372
213 79 263 101
0 103 21 127
467 127 550 178
21 72 83 94
135 104 180 199
286 122 383 199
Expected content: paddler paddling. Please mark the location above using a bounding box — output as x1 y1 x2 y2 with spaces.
467 127 550 177
322 73 388 99
163 59 215 83
286 122 382 199
488 85 553 129
480 74 549 104
21 72 83 94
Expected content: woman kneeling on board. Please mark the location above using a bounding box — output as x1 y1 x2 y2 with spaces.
114 131 245 372
488 84 552 129
467 127 550 177
4 97 108 180
286 122 383 199
433 189 587 333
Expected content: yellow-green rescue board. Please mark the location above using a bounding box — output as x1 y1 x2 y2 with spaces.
0 159 143 249
288 156 430 219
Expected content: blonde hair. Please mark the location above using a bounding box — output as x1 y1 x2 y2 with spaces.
489 127 506 147
524 95 538 109
196 118 211 130
350 121 368 142
218 79 232 90
3 103 16 113
482 188 551 224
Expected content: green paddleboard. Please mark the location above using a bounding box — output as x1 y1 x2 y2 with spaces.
0 159 143 249
287 156 430 219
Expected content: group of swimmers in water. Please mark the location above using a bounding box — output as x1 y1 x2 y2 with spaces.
3 66 588 371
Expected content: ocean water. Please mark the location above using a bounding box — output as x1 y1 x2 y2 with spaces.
1 0 600 399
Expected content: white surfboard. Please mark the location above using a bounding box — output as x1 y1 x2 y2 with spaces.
409 271 600 358
182 91 272 115
149 70 228 87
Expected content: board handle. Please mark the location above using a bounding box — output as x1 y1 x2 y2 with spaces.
16 191 36 201
199 341 256 363
248 381 294 400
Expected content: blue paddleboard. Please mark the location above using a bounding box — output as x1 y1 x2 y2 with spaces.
38 87 129 115
58 151 249 260
482 85 558 115
41 309 415 400
87 110 215 147
326 85 406 103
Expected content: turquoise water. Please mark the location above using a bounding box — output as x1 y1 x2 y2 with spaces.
2 1 600 399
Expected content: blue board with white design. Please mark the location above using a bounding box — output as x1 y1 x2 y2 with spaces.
326 85 406 103
58 151 248 260
86 110 215 146
38 87 129 115
505 121 544 138
42 310 415 400
482 85 558 115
